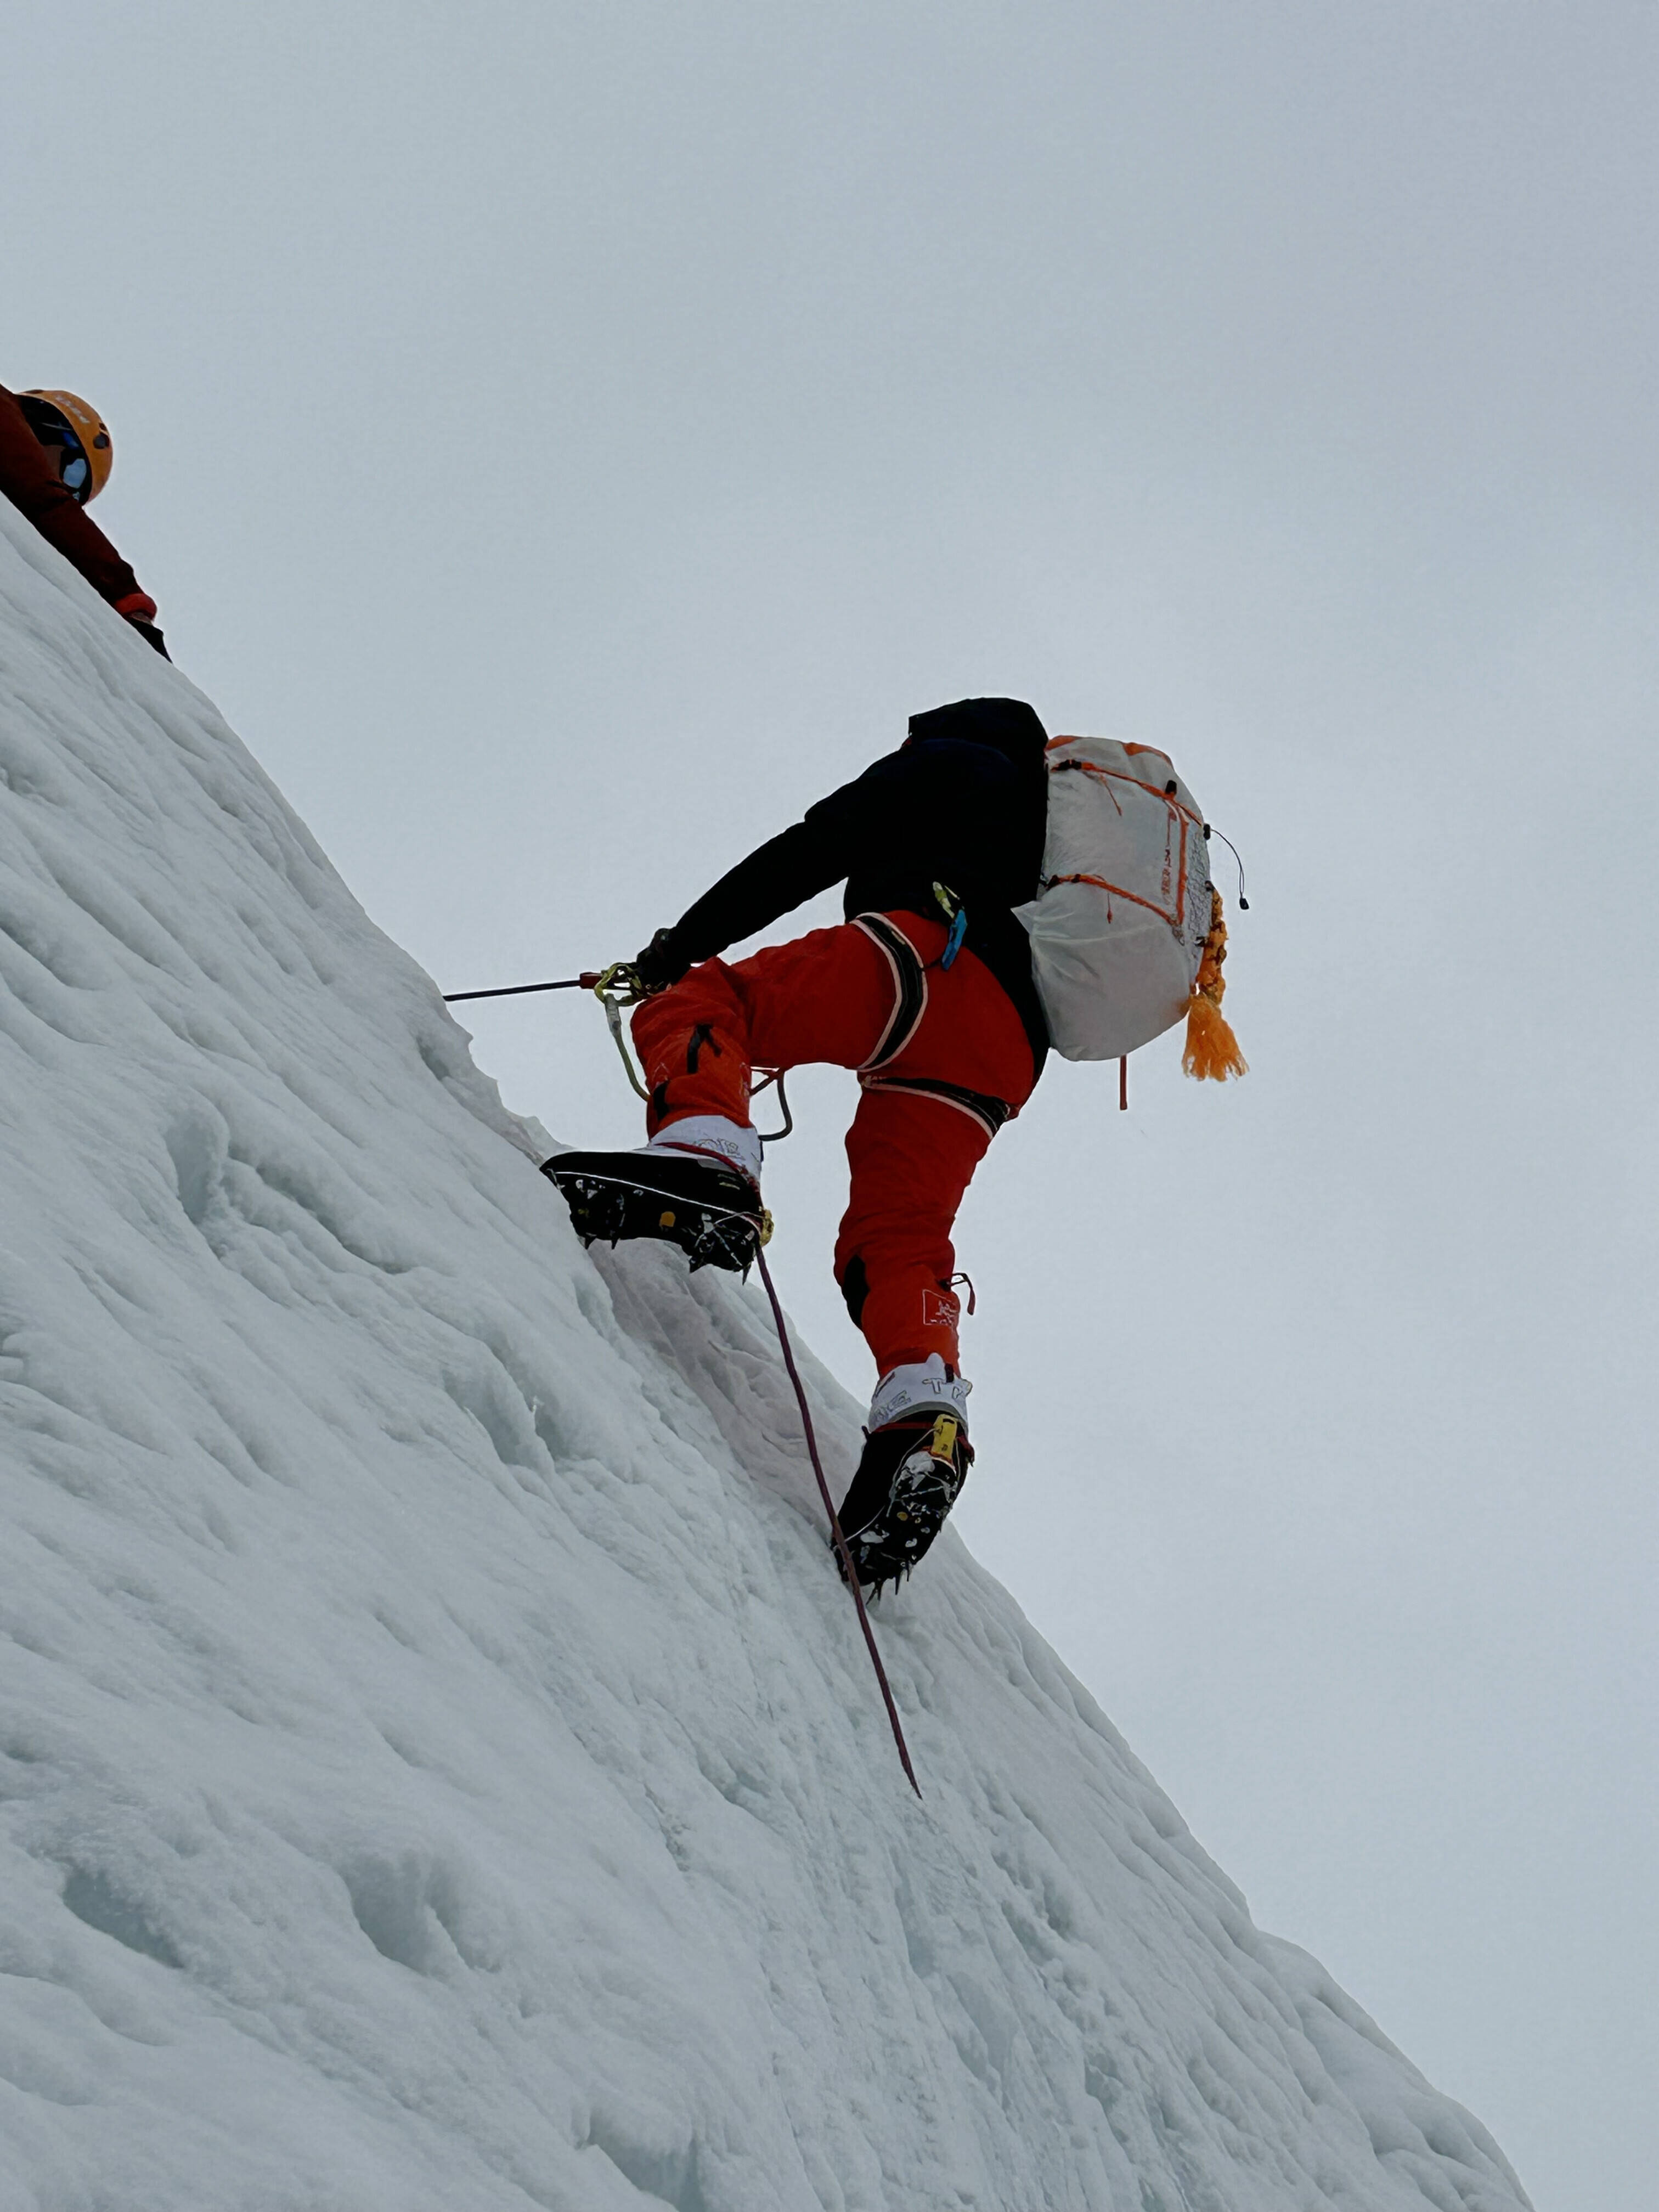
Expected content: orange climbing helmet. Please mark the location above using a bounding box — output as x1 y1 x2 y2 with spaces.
19 390 114 504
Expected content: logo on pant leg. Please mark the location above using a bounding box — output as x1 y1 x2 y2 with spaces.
921 1288 958 1329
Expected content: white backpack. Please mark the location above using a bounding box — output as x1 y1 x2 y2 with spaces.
1014 736 1215 1063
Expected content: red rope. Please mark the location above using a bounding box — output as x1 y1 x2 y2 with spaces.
754 1247 922 1799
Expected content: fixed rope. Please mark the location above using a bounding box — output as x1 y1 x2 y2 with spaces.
445 966 654 1101
442 974 599 1002
451 958 908 1783
754 1245 922 1799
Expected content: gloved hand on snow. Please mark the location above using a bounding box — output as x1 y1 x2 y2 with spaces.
114 592 171 659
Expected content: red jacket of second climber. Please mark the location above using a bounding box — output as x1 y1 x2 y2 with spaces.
0 382 154 622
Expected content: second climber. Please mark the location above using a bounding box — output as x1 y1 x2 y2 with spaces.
0 384 168 658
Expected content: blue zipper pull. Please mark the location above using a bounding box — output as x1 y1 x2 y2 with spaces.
941 905 968 969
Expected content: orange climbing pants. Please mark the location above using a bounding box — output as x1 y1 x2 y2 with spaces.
631 913 1035 1378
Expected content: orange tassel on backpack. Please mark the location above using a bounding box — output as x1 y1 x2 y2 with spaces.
1183 890 1247 1082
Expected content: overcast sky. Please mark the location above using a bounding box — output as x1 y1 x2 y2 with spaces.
5 5 1656 2205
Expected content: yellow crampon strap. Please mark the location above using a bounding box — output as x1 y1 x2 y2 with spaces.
1183 889 1248 1082
927 1414 959 1464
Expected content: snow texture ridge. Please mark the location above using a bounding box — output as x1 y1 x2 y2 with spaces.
0 505 1533 2211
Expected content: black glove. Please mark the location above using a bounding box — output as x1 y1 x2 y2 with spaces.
128 617 170 659
633 926 689 993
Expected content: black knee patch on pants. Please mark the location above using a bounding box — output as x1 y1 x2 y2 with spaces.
840 1254 870 1327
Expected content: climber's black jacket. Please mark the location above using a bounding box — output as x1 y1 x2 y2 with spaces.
646 697 1052 1077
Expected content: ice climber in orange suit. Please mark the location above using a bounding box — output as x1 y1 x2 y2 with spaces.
549 696 1053 1592
0 384 168 657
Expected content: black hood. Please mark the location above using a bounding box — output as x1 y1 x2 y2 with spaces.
906 697 1048 765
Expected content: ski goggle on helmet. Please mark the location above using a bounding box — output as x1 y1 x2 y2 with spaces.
19 390 114 505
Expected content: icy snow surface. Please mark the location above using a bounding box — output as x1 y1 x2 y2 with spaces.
0 505 1533 2211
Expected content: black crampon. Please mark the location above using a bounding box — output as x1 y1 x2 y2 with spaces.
834 1411 974 1595
541 1149 769 1276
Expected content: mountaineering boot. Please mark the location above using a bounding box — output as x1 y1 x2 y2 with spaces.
835 1357 974 1594
541 1117 768 1276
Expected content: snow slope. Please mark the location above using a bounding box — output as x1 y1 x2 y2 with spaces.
0 504 1533 2212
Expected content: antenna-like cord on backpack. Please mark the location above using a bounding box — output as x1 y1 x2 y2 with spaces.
1206 827 1250 911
